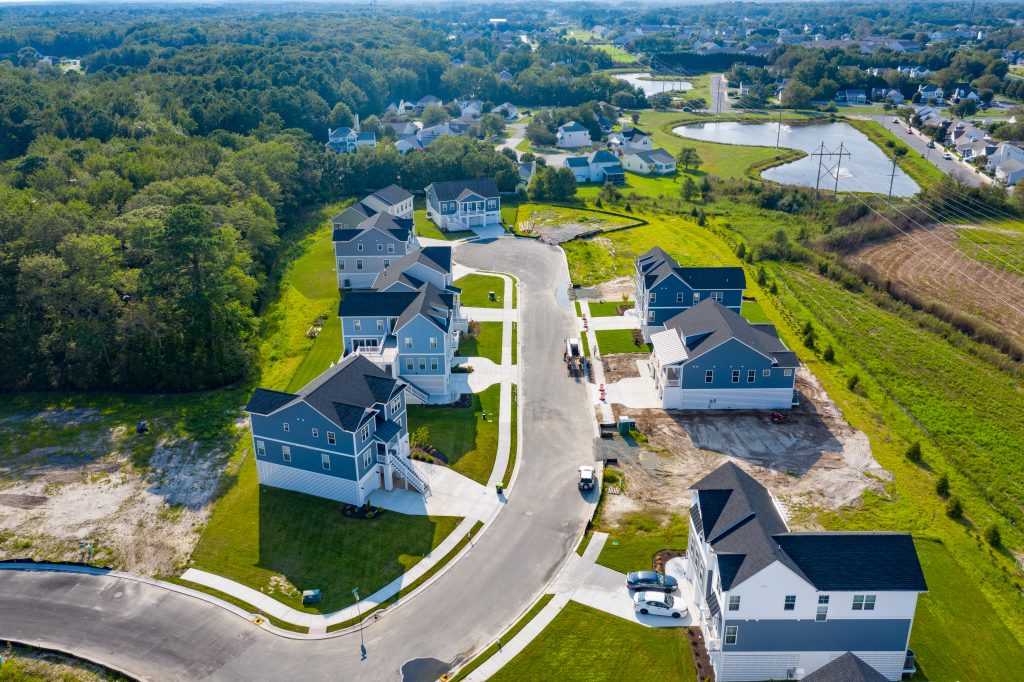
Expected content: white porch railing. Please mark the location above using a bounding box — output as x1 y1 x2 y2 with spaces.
388 448 430 497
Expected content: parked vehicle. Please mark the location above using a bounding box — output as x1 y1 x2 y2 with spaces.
943 152 953 160
626 571 678 593
927 141 935 149
633 591 686 618
906 128 913 134
892 117 900 124
578 465 597 490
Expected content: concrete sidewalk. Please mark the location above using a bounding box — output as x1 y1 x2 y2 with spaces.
584 309 640 330
578 301 614 424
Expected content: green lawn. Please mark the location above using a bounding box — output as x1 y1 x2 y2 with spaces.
593 45 637 65
588 301 631 317
597 513 688 575
594 329 649 355
514 203 637 237
188 459 461 614
489 601 696 682
458 321 503 364
285 311 342 393
740 299 770 323
451 594 556 681
408 384 500 484
414 200 473 241
456 273 509 309
955 224 1024 275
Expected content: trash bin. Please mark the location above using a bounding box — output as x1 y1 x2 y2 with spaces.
302 589 322 605
618 416 635 436
488 291 497 302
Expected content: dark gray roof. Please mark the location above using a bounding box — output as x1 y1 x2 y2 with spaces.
589 149 618 164
426 179 499 202
622 126 649 140
773 533 927 592
565 157 590 168
559 120 588 133
690 462 805 590
370 184 413 206
333 212 413 243
245 355 401 431
332 200 376 229
371 246 453 292
801 653 889 682
373 419 402 443
630 148 676 165
395 282 455 333
665 299 795 366
636 246 746 291
339 290 419 317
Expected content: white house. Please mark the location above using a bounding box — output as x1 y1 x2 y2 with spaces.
916 84 944 103
986 141 1024 178
556 121 592 148
683 463 927 681
622 148 676 175
562 150 625 183
995 159 1024 185
491 102 518 121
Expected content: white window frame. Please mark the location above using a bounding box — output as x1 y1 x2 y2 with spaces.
648 292 656 303
338 259 345 271
353 320 361 331
724 626 738 645
711 291 723 302
356 259 364 270
431 357 439 370
784 368 793 376
357 244 364 252
363 449 373 467
705 370 714 383
731 370 740 383
647 311 655 322
360 424 370 441
429 337 438 349
693 292 700 304
747 369 756 383
418 357 426 370
728 595 740 611
387 243 395 253
281 445 292 462
383 259 390 267
282 422 290 432
377 243 383 251
256 440 266 456
321 453 331 470
816 606 829 621
377 319 384 330
327 431 336 445
405 337 413 349
312 428 319 438
390 397 401 414
676 292 684 303
762 368 771 377
784 595 796 610
853 594 876 611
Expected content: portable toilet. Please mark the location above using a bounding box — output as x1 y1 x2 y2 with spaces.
618 415 635 436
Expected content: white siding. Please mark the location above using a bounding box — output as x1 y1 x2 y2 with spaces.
256 460 363 504
661 386 794 410
719 651 905 682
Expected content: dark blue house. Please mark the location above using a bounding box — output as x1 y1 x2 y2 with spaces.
244 355 428 504
634 246 746 340
650 299 798 409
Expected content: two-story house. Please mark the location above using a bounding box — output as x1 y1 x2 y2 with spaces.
563 150 626 183
338 247 466 404
610 126 653 153
326 116 377 154
244 354 428 504
332 184 415 229
556 121 593 148
333 212 419 289
684 463 927 681
635 246 746 339
622 148 677 175
425 179 501 231
650 299 798 410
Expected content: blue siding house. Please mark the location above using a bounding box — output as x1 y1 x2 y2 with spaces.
244 355 428 504
685 463 926 681
635 246 746 340
425 179 501 231
650 299 798 409
338 247 467 404
334 211 419 289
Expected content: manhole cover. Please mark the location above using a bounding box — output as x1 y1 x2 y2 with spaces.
401 658 449 682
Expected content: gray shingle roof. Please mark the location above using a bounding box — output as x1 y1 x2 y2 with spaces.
588 149 619 164
426 179 499 201
370 184 413 206
565 157 590 168
774 533 928 592
559 120 588 133
801 653 889 682
333 212 413 243
331 200 376 229
245 388 299 415
630 148 675 165
371 247 452 292
637 246 746 291
665 299 795 366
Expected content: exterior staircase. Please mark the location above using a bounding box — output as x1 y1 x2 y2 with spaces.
388 449 431 497
402 380 430 405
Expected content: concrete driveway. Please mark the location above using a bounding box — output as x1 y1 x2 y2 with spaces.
859 114 987 187
0 237 598 681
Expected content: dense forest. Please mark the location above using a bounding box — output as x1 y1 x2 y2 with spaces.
0 4 634 393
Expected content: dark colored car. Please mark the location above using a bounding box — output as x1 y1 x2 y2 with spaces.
626 571 678 593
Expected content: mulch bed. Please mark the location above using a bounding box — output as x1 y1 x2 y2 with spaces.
413 444 449 465
653 548 685 572
687 627 715 682
340 503 385 520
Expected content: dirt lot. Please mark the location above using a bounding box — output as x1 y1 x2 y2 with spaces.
597 368 891 530
0 408 235 576
574 275 634 302
848 226 1024 348
517 208 634 243
602 354 643 383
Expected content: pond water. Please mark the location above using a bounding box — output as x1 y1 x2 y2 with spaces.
671 121 919 197
614 72 693 97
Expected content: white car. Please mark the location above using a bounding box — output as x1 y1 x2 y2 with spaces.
943 152 953 160
633 591 687 619
578 465 597 490
892 117 900 124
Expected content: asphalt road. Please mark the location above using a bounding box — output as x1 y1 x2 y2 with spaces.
0 238 598 681
861 113 986 187
710 74 732 113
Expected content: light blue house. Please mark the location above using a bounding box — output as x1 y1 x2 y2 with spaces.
425 179 501 231
685 463 926 681
334 211 419 290
635 246 746 339
338 247 467 404
244 354 428 504
332 184 415 229
650 299 797 410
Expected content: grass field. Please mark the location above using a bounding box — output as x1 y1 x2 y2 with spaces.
407 384 500 484
188 459 461 614
488 601 696 682
592 44 637 64
514 203 637 237
588 301 631 317
450 594 557 681
740 299 770 323
456 273 512 309
596 513 688 574
594 329 649 355
458 321 503 364
955 224 1024 275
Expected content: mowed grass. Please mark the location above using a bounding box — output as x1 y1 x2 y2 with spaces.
450 594 556 682
408 384 500 484
588 301 631 317
741 299 770 323
594 329 649 355
955 225 1024 275
189 459 461 613
413 199 473 241
456 273 508 308
593 45 637 64
285 313 341 392
563 213 741 286
458 321 503 364
597 513 688 575
488 601 696 682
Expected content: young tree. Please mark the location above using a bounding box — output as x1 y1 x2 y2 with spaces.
327 102 354 130
421 103 449 127
680 175 697 201
676 147 701 170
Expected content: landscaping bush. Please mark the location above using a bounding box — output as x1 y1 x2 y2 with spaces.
822 344 834 362
906 441 923 464
985 524 1002 548
846 372 860 391
945 496 963 520
936 473 950 498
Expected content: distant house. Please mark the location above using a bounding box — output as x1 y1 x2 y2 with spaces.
395 135 424 154
995 159 1024 186
419 122 453 147
245 354 428 504
634 246 746 339
835 89 867 104
326 125 377 154
425 178 502 231
609 126 653 153
596 114 615 134
622 148 676 175
650 299 798 410
448 114 481 135
878 88 905 104
685 462 926 680
916 84 944 103
986 141 1024 180
458 100 485 117
491 102 518 121
556 121 592 148
517 161 536 191
497 69 514 81
897 65 931 78
414 95 443 114
562 150 625 184
960 140 997 163
948 83 979 103
338 246 467 404
386 99 416 116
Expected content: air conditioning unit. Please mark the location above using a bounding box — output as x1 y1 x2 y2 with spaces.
787 668 805 680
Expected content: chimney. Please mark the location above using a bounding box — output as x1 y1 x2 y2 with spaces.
354 113 361 133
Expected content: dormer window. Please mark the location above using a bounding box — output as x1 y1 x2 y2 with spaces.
360 424 370 441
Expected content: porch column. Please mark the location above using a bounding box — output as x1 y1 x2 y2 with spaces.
384 456 394 491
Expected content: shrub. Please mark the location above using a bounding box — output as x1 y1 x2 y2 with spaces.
985 523 1001 547
935 472 949 497
756 266 767 286
905 441 922 464
769 281 778 295
822 345 835 362
846 373 860 391
945 496 963 519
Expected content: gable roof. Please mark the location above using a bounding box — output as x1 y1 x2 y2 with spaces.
773 533 928 592
332 200 376 228
801 653 889 682
245 355 401 431
558 120 589 133
426 178 499 202
333 212 413 243
372 246 453 291
622 126 649 140
637 246 746 291
370 184 413 206
588 149 619 164
665 299 796 366
565 156 590 168
629 148 676 165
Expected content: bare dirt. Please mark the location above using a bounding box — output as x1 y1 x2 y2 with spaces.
597 368 891 530
848 226 1024 348
0 409 234 576
574 275 635 302
602 354 643 383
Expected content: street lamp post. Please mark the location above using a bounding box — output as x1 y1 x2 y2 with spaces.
353 587 366 659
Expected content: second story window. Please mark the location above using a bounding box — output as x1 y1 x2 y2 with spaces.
356 259 363 270
338 259 345 271
712 292 723 301
431 357 438 370
731 370 740 383
816 605 829 622
676 293 684 303
724 626 738 645
762 369 771 377
282 422 290 432
405 337 413 349
705 370 714 383
256 440 266 456
327 431 336 445
649 292 656 303
321 453 331 471
357 244 364 252
388 244 395 253
852 595 876 611
360 424 370 441
312 428 318 438
281 445 291 462
353 320 361 331
390 397 401 414
429 337 437 349
693 292 701 304
728 596 740 611
747 370 756 383
377 244 383 251
784 595 796 610
377 319 384 330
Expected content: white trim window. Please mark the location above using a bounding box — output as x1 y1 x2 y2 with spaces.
705 370 714 383
354 320 361 331
418 357 426 370
429 337 438 349
711 291 723 302
356 259 363 270
387 244 395 253
405 357 414 371
338 259 345 271
431 357 439 370
321 453 331 471
405 337 413 349
363 449 373 467
327 431 336 445
377 319 385 330
282 422 290 432
731 370 740 383
357 244 364 252
389 397 401 415
692 292 700 304
784 368 793 376
852 595 876 611
784 595 796 610
675 292 684 303
360 424 370 441
312 428 319 438
816 595 829 621
649 292 656 303
648 311 655 322
724 626 738 645
728 595 740 611
282 445 292 462
762 368 771 377
747 369 756 383
377 244 383 251
256 440 266 456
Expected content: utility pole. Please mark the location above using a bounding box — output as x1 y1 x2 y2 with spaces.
887 152 899 200
810 142 851 200
776 109 783 148
832 142 847 201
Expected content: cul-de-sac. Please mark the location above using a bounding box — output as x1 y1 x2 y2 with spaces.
1 2 1023 681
